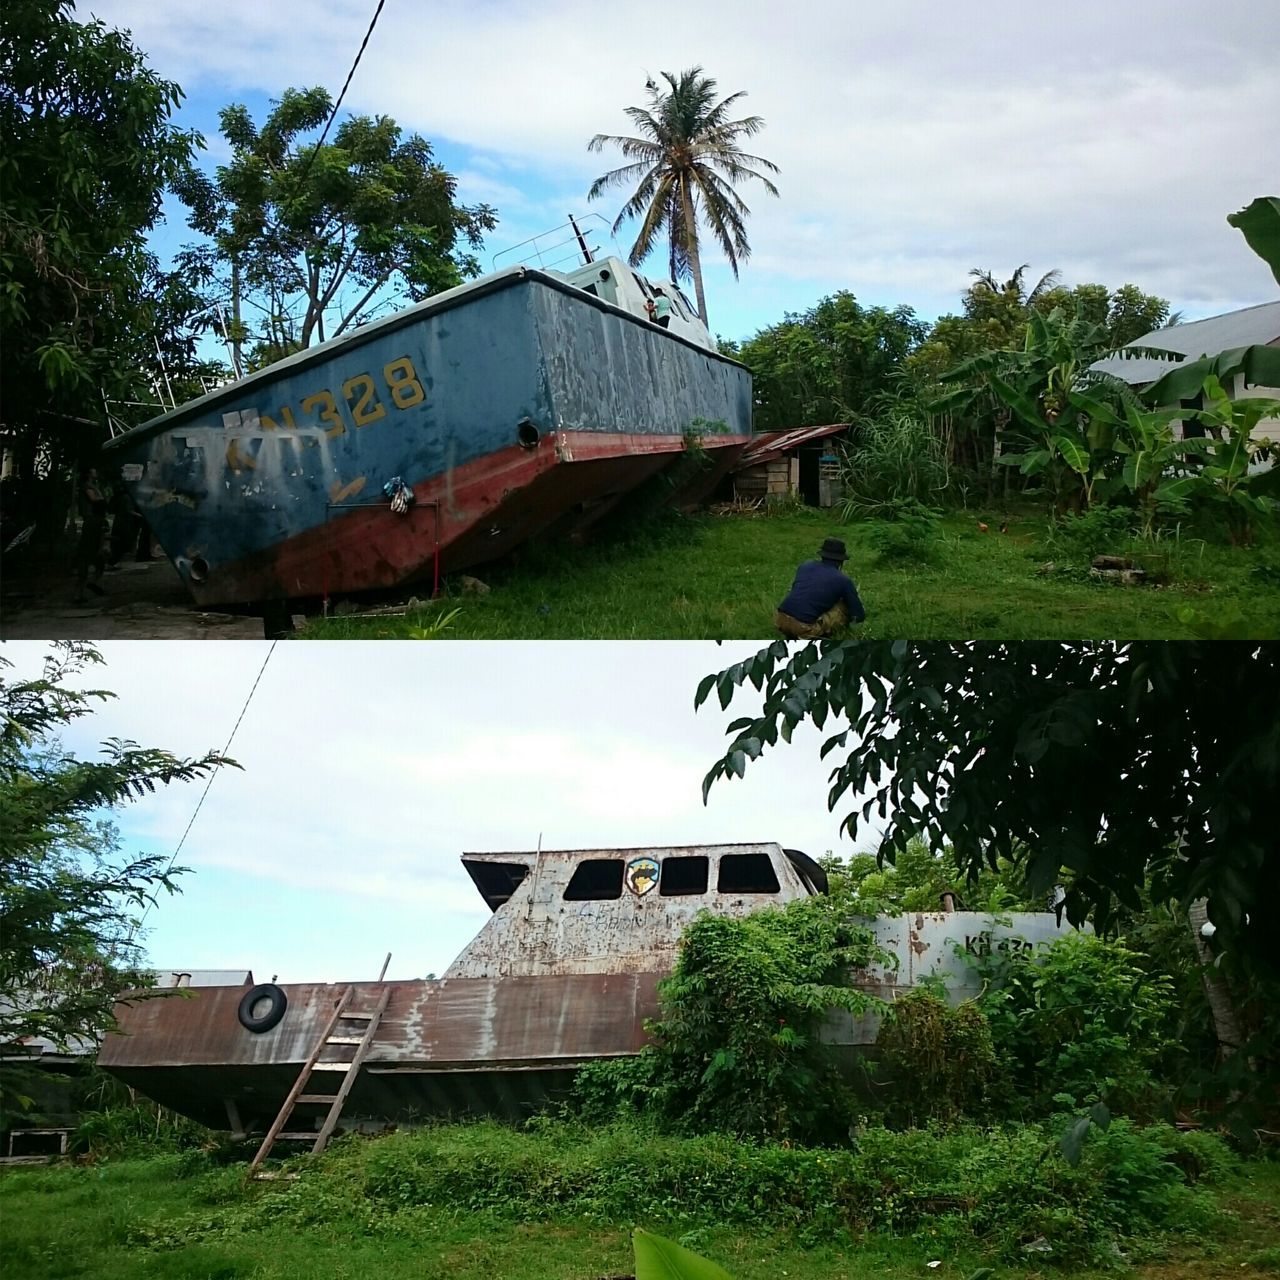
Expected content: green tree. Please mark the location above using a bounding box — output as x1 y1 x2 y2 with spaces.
173 87 497 368
732 292 927 430
0 0 200 485
588 67 779 326
1 644 233 1066
696 642 1279 983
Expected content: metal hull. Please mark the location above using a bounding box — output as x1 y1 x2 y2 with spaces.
100 974 659 1128
104 268 751 606
99 910 1086 1132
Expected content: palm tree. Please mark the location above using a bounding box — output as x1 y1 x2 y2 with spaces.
968 264 1063 307
587 67 779 326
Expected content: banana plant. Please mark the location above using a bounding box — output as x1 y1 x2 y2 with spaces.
957 306 1146 511
1110 400 1200 536
1179 375 1280 545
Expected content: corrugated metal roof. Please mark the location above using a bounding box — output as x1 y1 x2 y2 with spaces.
734 423 849 469
1092 301 1280 385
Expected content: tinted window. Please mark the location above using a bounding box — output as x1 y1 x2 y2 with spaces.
659 855 708 896
718 854 780 894
564 859 624 900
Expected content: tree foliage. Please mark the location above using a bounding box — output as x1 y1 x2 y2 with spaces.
730 292 927 430
173 86 497 367
0 644 234 1061
0 0 201 474
974 933 1175 1115
696 642 1280 982
576 895 886 1144
588 67 779 325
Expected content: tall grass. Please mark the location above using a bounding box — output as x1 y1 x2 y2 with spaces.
838 411 952 519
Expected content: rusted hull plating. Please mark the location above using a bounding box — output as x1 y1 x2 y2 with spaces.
101 974 659 1128
103 268 752 606
101 910 1086 1131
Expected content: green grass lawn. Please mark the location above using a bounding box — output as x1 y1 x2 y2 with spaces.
2 1150 1278 1280
302 507 1280 640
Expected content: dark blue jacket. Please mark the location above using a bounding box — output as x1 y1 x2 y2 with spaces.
777 559 866 624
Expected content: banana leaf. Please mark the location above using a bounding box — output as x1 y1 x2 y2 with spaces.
1144 345 1280 406
1228 196 1280 286
988 373 1046 431
634 1229 735 1280
1052 433 1089 474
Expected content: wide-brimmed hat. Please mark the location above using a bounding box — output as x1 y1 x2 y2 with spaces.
819 537 848 561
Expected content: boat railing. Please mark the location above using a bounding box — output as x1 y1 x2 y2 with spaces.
490 214 613 273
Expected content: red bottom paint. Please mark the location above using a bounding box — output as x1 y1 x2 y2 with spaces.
189 431 748 606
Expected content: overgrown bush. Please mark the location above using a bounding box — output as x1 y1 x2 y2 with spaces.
873 989 996 1126
1045 505 1135 562
577 897 887 1144
838 411 951 517
74 1101 216 1159
129 1117 1227 1267
976 932 1176 1115
864 499 944 564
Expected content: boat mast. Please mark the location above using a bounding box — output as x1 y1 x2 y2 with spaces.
567 213 594 265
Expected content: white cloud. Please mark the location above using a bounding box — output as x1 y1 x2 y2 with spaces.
82 0 1280 329
3 640 867 980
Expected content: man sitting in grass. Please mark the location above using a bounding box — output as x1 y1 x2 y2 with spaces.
774 537 866 638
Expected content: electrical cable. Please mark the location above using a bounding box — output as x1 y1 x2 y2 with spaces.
291 0 390 196
131 641 278 936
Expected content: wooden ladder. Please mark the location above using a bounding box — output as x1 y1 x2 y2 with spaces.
248 984 391 1179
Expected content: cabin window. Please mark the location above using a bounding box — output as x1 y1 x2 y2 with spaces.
632 272 654 298
581 283 599 297
718 853 780 894
564 858 624 901
659 855 709 896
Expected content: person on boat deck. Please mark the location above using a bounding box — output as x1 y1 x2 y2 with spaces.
647 286 672 328
774 537 866 639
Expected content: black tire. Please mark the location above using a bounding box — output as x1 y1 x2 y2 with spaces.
237 983 288 1033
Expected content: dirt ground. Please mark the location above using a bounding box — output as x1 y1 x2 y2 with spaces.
0 550 267 640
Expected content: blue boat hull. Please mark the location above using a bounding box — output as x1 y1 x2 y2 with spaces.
105 268 751 605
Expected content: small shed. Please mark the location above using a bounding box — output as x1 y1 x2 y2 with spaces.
730 424 850 506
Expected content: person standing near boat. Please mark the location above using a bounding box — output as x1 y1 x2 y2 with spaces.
774 537 866 638
73 467 109 603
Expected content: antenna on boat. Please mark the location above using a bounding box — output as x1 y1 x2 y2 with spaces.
567 213 594 265
537 832 542 853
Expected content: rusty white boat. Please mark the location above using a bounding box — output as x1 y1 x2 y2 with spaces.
99 843 1078 1136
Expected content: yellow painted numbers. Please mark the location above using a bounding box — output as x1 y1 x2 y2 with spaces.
249 355 425 438
383 358 426 409
342 374 387 427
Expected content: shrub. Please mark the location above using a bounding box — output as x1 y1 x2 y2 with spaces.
976 932 1176 1115
1046 505 1134 562
874 989 996 1126
190 1116 1227 1268
576 897 888 1144
864 499 944 564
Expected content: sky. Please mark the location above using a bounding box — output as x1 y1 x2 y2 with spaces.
81 0 1280 347
5 640 876 984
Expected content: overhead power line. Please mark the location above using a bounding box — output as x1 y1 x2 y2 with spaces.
132 641 278 936
292 0 391 193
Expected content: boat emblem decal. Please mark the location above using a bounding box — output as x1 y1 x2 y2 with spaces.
626 856 660 897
